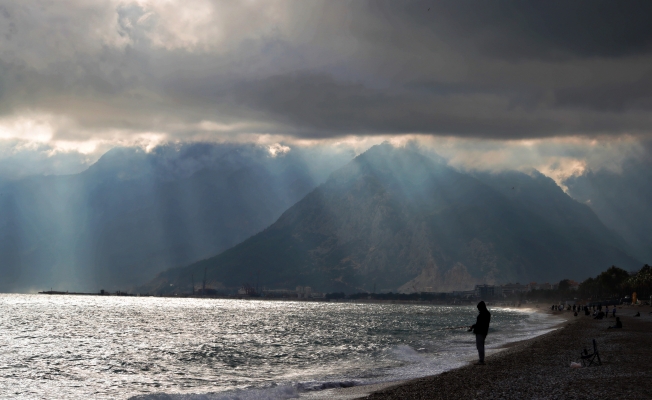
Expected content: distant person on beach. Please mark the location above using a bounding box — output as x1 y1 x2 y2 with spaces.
612 308 616 318
608 317 622 329
469 301 491 365
594 311 605 320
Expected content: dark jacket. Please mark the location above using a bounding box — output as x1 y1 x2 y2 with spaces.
471 301 491 336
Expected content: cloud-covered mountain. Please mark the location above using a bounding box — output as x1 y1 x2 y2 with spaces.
2 1 651 205
145 144 640 295
0 143 353 292
564 155 652 264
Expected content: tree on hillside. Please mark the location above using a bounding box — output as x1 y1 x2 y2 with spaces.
529 265 649 303
578 277 601 299
625 264 652 298
558 279 572 291
596 265 630 296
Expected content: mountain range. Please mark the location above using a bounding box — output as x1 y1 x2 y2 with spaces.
143 144 641 295
0 143 352 292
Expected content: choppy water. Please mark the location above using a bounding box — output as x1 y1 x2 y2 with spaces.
0 295 562 399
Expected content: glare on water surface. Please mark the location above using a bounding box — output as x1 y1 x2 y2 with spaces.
0 294 560 399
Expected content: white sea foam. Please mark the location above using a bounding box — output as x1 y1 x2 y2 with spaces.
130 385 300 400
132 308 565 400
296 307 566 397
486 307 564 349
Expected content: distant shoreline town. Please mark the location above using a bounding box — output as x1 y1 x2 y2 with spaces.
39 264 652 308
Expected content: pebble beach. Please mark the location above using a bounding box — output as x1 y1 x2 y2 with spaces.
363 305 652 400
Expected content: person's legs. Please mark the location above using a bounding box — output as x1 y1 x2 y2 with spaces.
475 334 486 363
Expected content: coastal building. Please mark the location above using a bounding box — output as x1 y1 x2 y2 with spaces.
236 284 257 296
500 283 529 296
475 284 496 298
296 286 312 298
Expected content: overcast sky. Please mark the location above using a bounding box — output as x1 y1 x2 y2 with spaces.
0 0 651 180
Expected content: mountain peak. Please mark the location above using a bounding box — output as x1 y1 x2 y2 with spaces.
144 147 640 295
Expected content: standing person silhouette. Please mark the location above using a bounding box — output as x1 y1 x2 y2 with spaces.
469 301 491 365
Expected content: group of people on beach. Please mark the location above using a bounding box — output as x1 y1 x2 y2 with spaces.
551 303 618 318
550 302 627 329
591 305 617 319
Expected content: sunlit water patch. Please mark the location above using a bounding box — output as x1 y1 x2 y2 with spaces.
0 295 562 399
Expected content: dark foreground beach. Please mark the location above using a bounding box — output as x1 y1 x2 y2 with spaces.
362 305 652 400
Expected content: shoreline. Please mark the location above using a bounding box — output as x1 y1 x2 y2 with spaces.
301 306 572 400
363 304 652 399
32 291 537 308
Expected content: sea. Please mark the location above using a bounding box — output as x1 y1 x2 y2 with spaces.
0 294 563 400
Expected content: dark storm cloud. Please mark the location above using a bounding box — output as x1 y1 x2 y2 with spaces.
221 72 566 138
1 0 652 142
406 1 652 60
553 76 652 112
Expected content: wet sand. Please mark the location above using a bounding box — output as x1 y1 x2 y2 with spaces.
301 381 406 400
364 305 652 399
